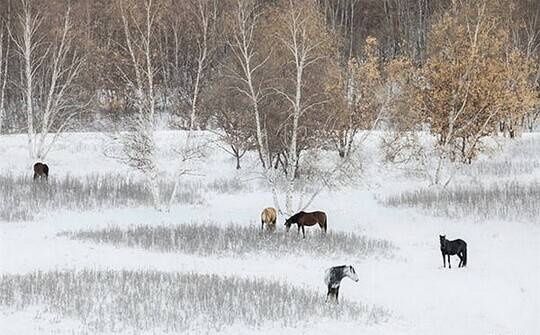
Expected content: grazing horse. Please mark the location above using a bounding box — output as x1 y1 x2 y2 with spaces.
33 162 49 181
324 265 359 303
284 211 327 239
260 207 277 232
440 235 467 268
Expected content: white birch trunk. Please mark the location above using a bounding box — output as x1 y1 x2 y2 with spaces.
229 0 281 211
12 1 83 162
0 26 9 134
21 2 36 160
167 0 214 210
120 0 161 210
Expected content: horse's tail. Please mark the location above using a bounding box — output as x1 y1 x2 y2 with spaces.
323 213 328 233
462 246 467 267
261 208 277 229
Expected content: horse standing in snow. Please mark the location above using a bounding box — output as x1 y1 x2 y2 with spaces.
33 162 49 181
260 207 277 232
324 265 359 303
284 211 327 238
440 235 467 268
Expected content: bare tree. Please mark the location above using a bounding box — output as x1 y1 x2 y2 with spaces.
271 0 333 214
164 0 217 209
328 36 384 159
0 17 10 134
214 107 254 170
228 0 360 214
115 0 161 208
187 0 215 132
227 0 277 203
202 76 254 169
11 0 85 160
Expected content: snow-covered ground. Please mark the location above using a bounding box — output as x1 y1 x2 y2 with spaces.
1 131 539 334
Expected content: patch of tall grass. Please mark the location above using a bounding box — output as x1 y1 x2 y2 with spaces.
384 181 540 222
0 270 385 333
64 222 394 258
0 174 203 222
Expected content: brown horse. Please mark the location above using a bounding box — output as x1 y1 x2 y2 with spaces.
33 162 49 181
284 211 327 238
261 207 277 232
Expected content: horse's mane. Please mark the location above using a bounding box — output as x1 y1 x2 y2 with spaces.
289 211 305 221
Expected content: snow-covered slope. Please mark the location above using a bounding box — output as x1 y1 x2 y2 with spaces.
1 131 539 334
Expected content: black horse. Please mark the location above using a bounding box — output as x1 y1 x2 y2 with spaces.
440 235 467 268
284 211 327 238
33 162 49 181
324 265 359 303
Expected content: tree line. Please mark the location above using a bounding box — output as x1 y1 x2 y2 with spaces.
0 0 538 210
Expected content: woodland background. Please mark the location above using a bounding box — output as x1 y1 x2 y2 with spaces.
0 0 538 211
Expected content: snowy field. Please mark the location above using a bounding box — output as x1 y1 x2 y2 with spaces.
1 131 539 334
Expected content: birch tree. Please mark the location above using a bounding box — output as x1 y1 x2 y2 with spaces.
272 0 334 214
165 0 218 208
0 19 9 134
227 0 281 208
116 0 162 208
11 0 84 161
229 0 353 214
328 36 383 158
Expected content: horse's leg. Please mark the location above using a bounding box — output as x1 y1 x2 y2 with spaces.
458 252 464 267
447 254 451 269
335 287 340 304
327 287 335 303
302 225 305 239
442 252 446 268
319 222 325 235
326 289 330 303
261 220 264 231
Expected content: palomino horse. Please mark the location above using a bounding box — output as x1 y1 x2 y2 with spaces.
284 211 327 238
324 265 359 303
33 162 49 181
260 207 277 231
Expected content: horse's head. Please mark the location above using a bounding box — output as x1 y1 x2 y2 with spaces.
345 265 359 282
284 217 293 232
439 235 446 246
284 212 301 232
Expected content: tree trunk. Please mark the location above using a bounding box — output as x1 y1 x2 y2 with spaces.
23 7 35 160
235 152 241 170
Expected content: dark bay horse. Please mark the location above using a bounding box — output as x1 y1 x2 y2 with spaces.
284 211 327 238
33 162 49 181
440 235 467 268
